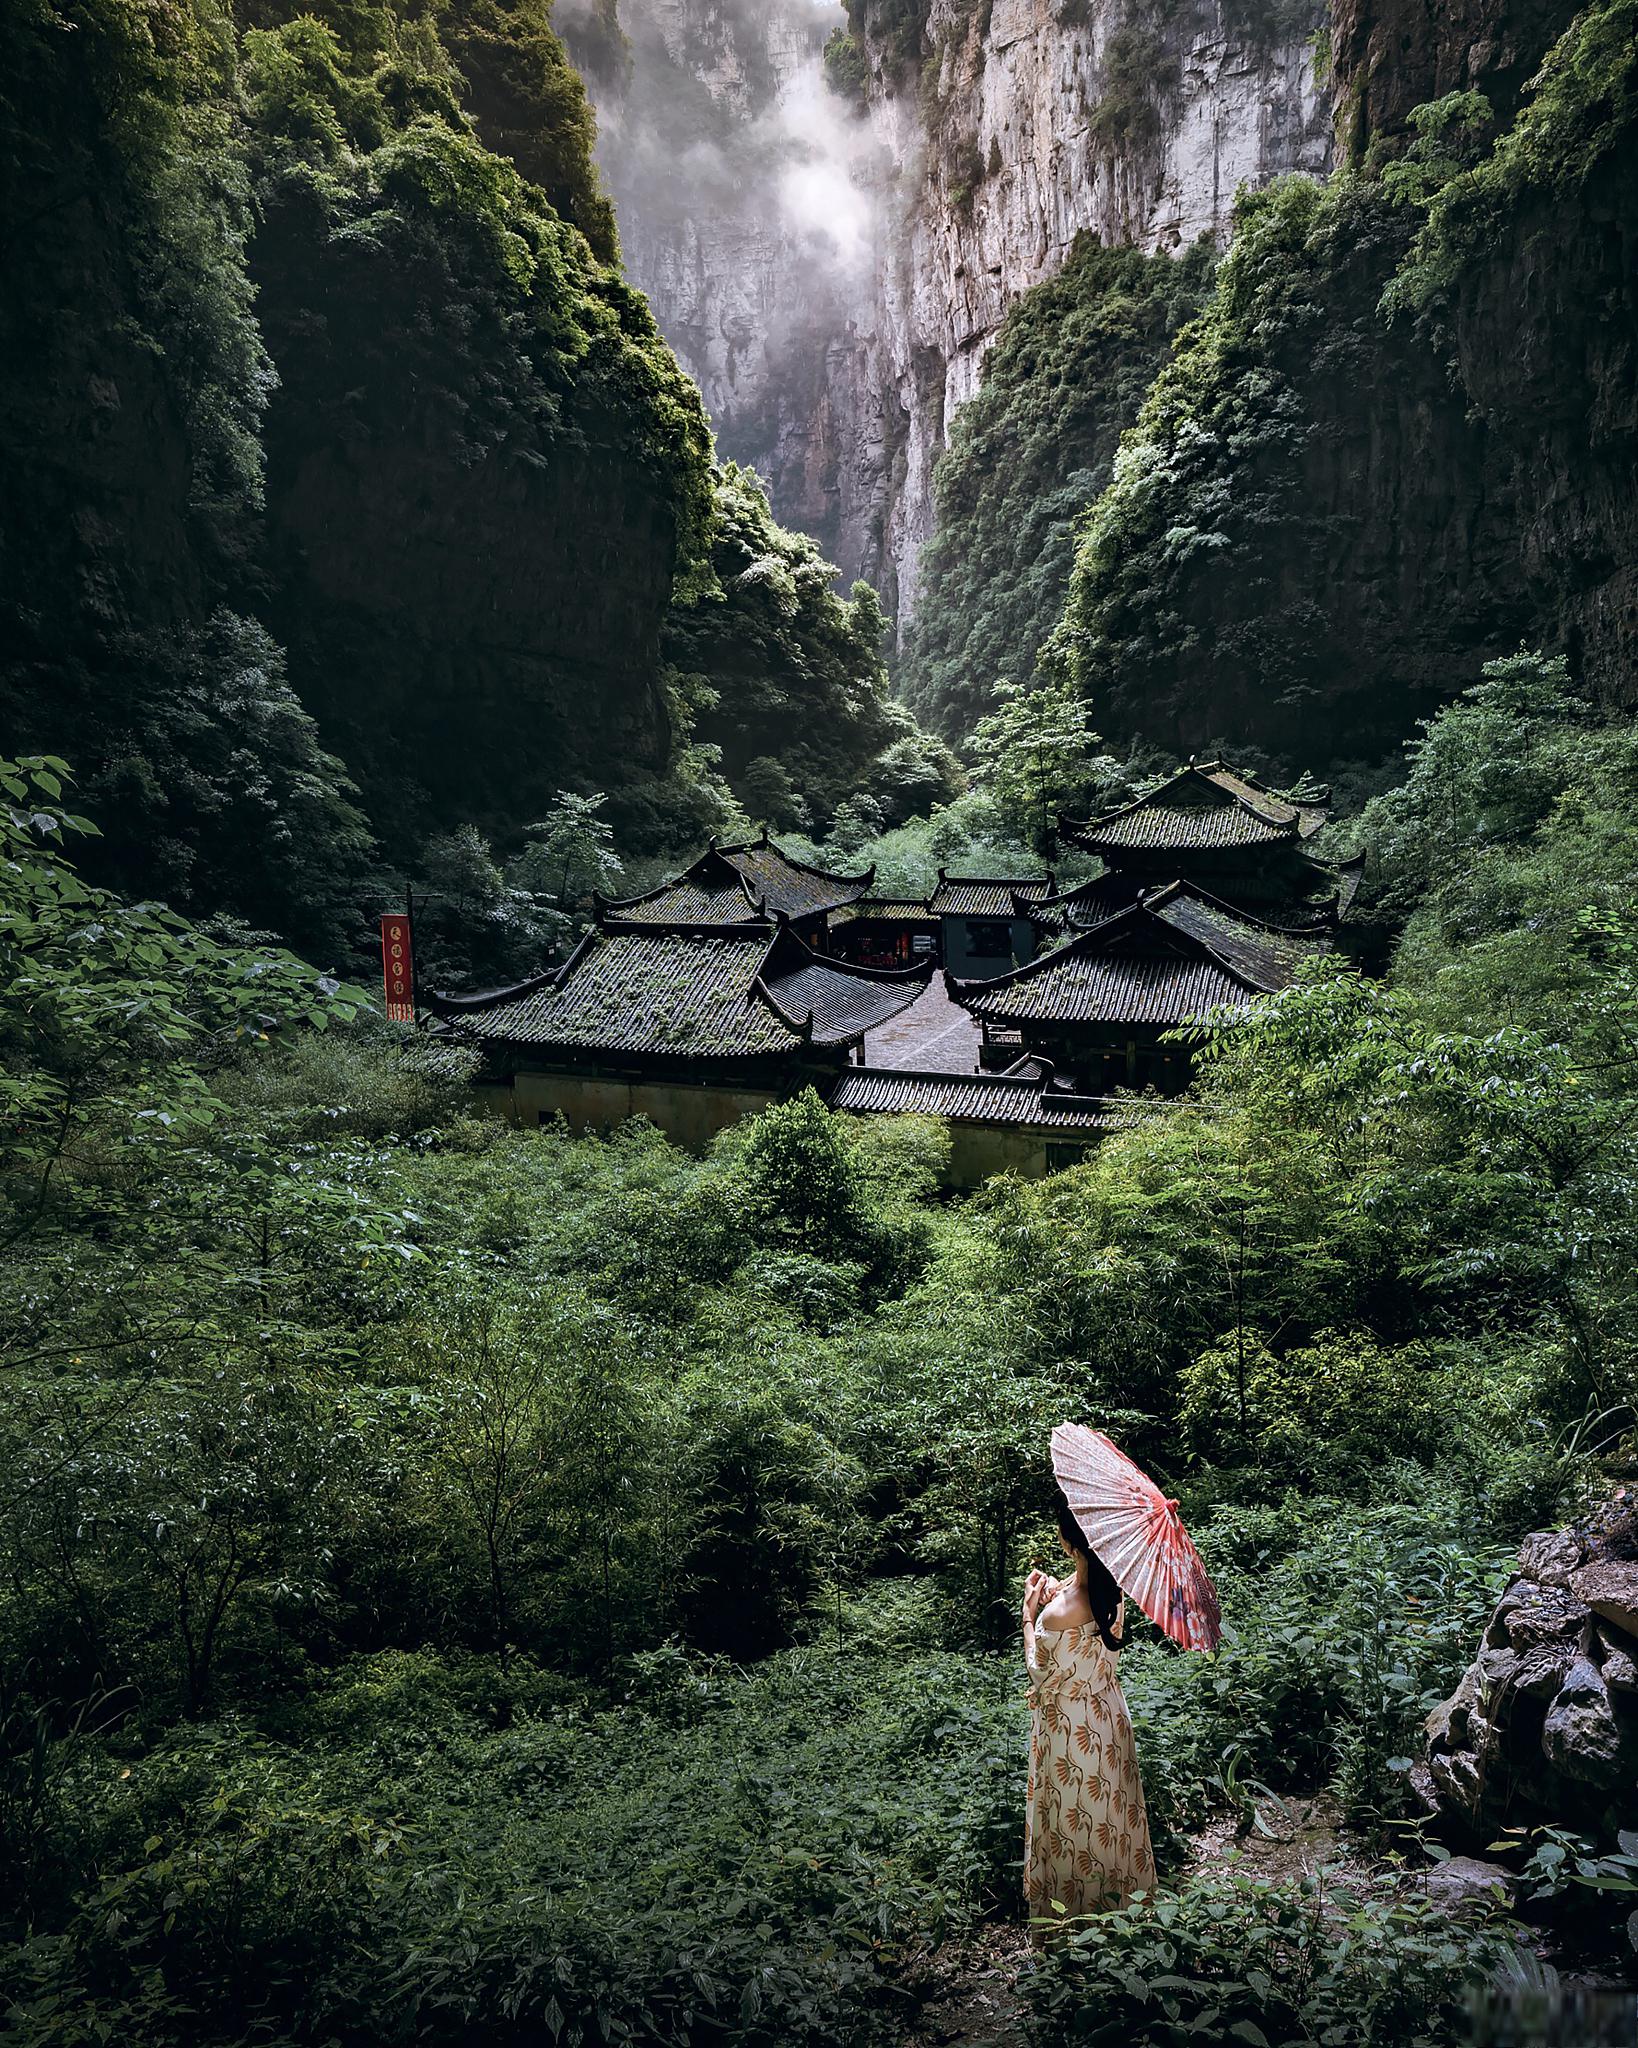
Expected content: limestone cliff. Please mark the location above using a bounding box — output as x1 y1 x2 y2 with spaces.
582 0 1330 628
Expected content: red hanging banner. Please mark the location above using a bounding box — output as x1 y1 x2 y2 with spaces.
380 912 415 1022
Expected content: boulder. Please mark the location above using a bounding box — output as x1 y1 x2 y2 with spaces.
1572 1559 1638 1640
1426 1659 1484 1750
1476 1644 1521 1707
1424 1521 1638 1841
1516 1530 1588 1591
1421 1856 1517 1916
1407 1760 1441 1819
1596 1626 1638 1694
1429 1745 1487 1820
1541 1658 1636 1791
1503 1585 1592 1654
1514 1638 1579 1699
1483 1580 1527 1649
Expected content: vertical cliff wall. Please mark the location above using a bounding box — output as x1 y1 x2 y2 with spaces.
579 0 1330 629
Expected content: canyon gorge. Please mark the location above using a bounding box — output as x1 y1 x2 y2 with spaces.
573 0 1332 631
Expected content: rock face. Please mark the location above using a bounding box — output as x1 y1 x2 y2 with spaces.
1425 1512 1638 1841
1330 0 1576 160
1323 0 1638 719
584 0 1330 628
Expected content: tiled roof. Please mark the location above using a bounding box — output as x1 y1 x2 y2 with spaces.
1149 884 1330 985
1082 804 1292 852
602 870 760 925
726 839 874 918
430 925 928 1060
948 885 1328 1030
1044 875 1141 927
930 872 1055 918
762 935 933 1045
828 897 936 925
601 835 872 926
955 944 1258 1027
827 1067 1117 1130
1066 762 1330 857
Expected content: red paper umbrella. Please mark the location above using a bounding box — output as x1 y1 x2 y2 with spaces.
1051 1423 1221 1653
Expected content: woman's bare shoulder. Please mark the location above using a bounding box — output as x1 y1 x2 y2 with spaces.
1038 1581 1094 1631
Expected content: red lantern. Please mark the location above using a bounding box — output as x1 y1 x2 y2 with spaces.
380 912 414 1022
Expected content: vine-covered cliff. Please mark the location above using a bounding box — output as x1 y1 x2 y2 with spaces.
1048 0 1637 761
0 0 927 954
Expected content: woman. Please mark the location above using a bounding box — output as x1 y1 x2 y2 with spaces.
1021 1491 1156 1938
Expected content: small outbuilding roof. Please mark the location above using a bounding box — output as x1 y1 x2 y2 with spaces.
827 1066 1119 1130
429 923 931 1061
828 897 937 926
599 831 874 927
929 871 1056 919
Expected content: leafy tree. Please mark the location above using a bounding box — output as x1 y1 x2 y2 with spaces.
0 757 363 1245
737 755 810 833
965 677 1119 855
507 790 623 909
1352 648 1582 920
741 1091 875 1264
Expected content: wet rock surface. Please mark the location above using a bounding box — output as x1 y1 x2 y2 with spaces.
1421 1856 1517 1916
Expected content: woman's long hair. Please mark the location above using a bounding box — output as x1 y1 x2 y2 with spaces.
1055 1492 1125 1651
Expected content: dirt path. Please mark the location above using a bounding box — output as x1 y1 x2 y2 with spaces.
895 1924 1032 2047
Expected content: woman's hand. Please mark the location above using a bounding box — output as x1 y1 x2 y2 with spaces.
1022 1568 1051 1625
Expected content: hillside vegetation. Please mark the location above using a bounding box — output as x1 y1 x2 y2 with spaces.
910 0 1638 769
4 651 1637 2039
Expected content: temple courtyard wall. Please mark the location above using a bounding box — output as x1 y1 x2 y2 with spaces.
474 1072 780 1149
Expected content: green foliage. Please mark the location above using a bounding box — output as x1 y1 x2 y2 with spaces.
1087 22 1177 158
1180 1331 1451 1489
667 466 960 835
823 26 870 106
0 0 765 963
1376 90 1496 211
0 1650 1023 2045
1387 0 1638 314
0 756 365 1239
739 1088 928 1293
843 0 930 79
508 789 624 908
8 695 1638 2036
1048 174 1412 745
1351 649 1583 922
440 0 621 259
902 236 1212 741
965 675 1121 855
1025 1867 1515 2044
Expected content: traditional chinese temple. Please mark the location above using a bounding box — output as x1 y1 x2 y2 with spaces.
936 761 1366 1095
429 919 933 1145
1058 759 1362 920
430 765 1363 1168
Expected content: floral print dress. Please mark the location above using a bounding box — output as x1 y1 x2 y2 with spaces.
1023 1597 1156 1938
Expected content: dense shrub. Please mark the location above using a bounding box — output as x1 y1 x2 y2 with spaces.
1025 1869 1515 2044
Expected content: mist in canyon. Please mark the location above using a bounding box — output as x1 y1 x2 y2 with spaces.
570 0 1331 630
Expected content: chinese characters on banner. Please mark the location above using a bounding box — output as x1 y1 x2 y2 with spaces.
380 912 414 1022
